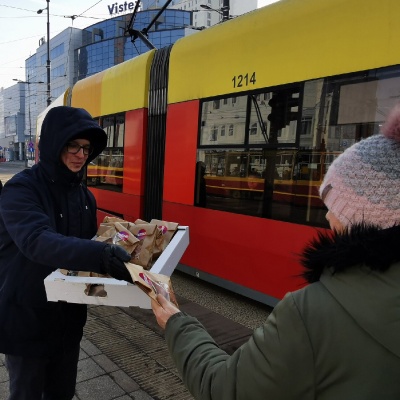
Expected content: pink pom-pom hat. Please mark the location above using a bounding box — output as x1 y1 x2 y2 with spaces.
319 105 400 229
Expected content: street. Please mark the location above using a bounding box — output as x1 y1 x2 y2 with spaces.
0 161 26 186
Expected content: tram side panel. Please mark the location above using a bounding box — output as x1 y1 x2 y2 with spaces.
163 100 199 205
162 100 313 304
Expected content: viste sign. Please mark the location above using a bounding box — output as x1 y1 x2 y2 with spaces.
107 1 136 15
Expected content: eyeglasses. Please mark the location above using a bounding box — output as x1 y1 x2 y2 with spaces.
65 142 93 156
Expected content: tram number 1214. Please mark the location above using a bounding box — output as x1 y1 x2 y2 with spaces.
232 72 256 88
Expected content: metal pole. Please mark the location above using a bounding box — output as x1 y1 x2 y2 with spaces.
46 0 51 106
27 77 32 160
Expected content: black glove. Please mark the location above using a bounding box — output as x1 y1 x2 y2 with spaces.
101 244 133 283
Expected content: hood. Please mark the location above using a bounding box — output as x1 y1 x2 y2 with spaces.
301 224 400 283
38 106 107 183
301 224 400 358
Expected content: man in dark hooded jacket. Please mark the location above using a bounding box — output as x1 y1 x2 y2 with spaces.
0 106 133 400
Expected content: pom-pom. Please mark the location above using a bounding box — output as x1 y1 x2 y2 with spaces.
382 103 400 142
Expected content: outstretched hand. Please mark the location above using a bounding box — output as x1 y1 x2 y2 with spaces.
100 244 133 283
151 294 180 330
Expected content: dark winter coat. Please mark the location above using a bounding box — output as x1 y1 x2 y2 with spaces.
164 224 400 399
0 106 108 357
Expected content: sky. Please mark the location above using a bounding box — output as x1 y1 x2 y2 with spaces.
0 0 279 90
0 0 113 89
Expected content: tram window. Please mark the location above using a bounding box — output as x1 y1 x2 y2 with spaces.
103 116 115 147
115 115 125 147
197 148 329 227
196 64 400 228
249 89 298 145
87 113 124 192
200 96 246 145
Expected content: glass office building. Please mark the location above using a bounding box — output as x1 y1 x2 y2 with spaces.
77 9 191 81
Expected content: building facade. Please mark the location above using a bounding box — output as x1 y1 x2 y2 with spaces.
170 0 229 28
0 84 26 161
0 0 262 162
77 9 191 81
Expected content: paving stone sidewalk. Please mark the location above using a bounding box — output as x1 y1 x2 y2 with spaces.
0 337 155 400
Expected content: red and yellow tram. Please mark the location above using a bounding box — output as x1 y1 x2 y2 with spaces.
37 0 400 305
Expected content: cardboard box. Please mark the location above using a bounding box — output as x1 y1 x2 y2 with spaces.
44 226 189 309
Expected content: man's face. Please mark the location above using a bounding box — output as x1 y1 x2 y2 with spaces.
61 138 92 173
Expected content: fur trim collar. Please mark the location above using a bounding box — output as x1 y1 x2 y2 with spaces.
301 225 400 283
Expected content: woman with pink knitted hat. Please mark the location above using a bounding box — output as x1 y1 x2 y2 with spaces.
320 103 400 232
150 106 400 399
